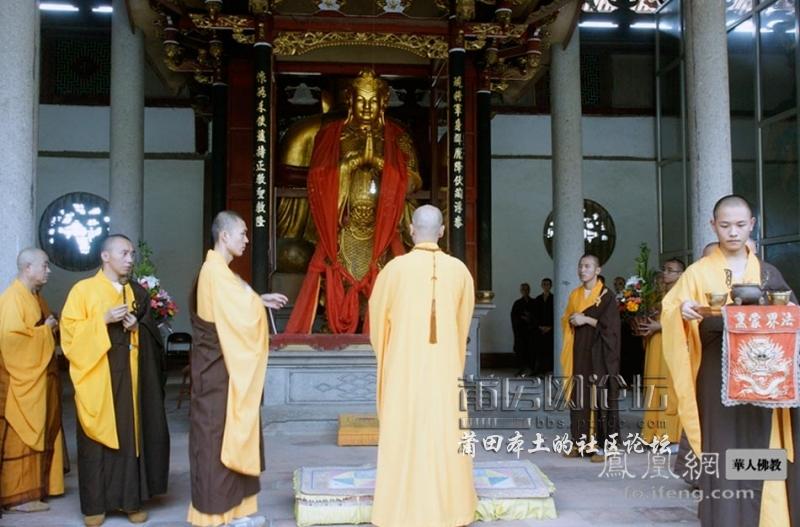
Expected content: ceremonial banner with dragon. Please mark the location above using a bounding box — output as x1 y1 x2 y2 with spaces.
722 305 800 408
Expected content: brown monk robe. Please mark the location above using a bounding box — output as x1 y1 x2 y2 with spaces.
0 248 65 513
188 211 288 527
662 195 800 527
131 280 170 497
560 255 621 456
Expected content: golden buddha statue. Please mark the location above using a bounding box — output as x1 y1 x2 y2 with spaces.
281 70 423 334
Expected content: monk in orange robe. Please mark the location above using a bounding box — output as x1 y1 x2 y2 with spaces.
368 205 477 527
187 211 288 527
0 248 64 514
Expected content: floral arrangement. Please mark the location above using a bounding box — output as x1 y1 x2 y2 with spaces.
618 243 659 319
132 241 178 323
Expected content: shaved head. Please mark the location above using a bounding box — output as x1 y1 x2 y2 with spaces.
710 194 756 255
16 247 47 272
580 254 600 267
17 247 51 290
212 210 245 244
578 253 601 287
410 205 444 243
665 257 685 271
713 194 753 220
101 234 132 254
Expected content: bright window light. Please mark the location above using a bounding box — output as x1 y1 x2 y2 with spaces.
40 3 80 11
92 5 113 13
733 20 757 34
631 22 657 30
579 21 619 29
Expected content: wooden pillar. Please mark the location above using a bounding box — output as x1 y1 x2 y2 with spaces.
211 80 228 218
448 21 467 262
251 18 273 293
476 69 492 293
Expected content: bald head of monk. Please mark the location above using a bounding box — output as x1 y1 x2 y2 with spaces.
710 194 755 256
100 234 135 282
17 248 51 291
410 205 445 245
212 210 248 263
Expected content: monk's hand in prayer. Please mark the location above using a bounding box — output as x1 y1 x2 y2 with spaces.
261 293 289 310
122 313 138 332
104 304 130 324
680 300 703 321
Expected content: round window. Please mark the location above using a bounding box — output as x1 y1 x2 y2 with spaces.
543 199 616 265
39 192 110 271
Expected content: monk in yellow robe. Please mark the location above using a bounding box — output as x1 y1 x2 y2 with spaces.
560 254 621 461
61 235 153 526
187 211 288 527
368 205 477 527
637 257 684 445
662 195 799 527
0 248 64 514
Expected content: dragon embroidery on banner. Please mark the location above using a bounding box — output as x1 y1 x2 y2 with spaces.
732 336 790 399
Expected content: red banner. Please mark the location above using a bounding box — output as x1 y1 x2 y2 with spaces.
722 305 800 408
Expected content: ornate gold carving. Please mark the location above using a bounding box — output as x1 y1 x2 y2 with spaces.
189 13 252 31
525 0 575 25
272 31 448 59
232 28 254 44
463 22 526 50
249 0 271 14
194 72 214 84
435 0 449 12
490 80 508 92
485 25 550 90
465 22 528 39
456 0 475 21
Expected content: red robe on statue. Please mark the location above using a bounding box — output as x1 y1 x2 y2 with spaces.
285 119 410 334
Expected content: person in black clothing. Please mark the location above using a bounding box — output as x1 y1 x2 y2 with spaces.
532 278 554 375
510 283 535 376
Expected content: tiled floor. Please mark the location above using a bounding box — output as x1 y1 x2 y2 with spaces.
1 371 700 527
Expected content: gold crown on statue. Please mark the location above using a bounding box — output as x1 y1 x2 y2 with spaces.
351 69 388 95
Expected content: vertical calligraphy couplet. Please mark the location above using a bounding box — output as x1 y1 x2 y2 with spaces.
448 32 467 262
252 22 272 293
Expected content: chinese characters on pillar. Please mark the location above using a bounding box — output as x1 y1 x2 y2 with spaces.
254 69 268 229
451 75 465 230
